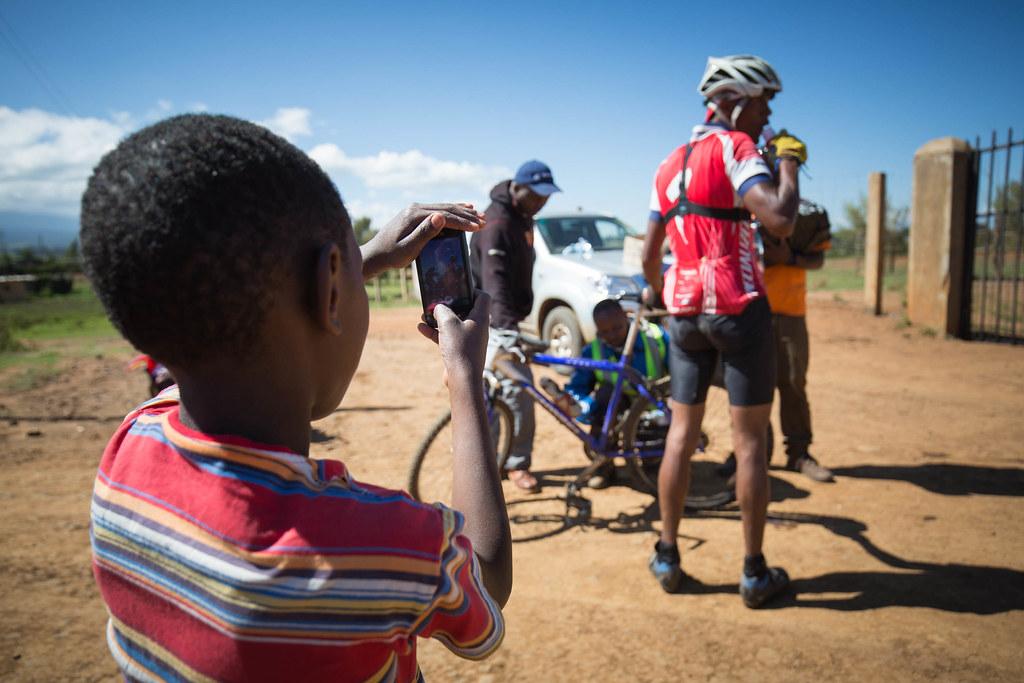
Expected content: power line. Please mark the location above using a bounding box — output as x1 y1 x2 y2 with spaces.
0 9 75 115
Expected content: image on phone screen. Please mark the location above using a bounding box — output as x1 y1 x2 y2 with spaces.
416 230 474 326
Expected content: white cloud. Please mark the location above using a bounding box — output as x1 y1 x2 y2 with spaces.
0 106 131 215
310 145 510 227
342 197 402 229
0 105 508 229
144 98 175 121
259 107 312 141
310 144 510 194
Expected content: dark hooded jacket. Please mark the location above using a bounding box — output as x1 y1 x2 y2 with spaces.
470 181 535 330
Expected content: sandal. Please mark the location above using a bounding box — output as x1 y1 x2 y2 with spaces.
508 469 541 494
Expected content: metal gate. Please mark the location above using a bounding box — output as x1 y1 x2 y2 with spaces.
963 129 1024 343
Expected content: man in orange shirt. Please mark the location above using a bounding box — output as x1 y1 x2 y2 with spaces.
761 199 834 482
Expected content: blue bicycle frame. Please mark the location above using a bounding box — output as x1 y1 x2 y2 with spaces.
503 342 669 461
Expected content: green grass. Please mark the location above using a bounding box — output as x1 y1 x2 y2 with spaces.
808 256 907 292
0 282 114 344
0 282 117 386
365 272 419 309
0 351 62 390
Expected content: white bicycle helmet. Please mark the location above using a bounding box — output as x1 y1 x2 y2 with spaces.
699 55 781 128
699 54 782 101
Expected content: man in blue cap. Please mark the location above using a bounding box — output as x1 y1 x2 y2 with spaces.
471 160 561 493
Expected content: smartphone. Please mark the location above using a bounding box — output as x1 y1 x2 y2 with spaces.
414 228 476 328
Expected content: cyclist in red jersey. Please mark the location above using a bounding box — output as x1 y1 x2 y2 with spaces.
641 55 806 607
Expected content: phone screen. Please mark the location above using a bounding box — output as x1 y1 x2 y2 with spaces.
415 229 475 327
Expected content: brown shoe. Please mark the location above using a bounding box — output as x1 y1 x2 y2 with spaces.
508 469 542 493
787 454 834 482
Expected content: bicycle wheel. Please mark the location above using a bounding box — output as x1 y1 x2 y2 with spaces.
621 391 736 511
406 399 514 505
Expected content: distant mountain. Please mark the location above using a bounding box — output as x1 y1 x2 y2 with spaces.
0 212 79 250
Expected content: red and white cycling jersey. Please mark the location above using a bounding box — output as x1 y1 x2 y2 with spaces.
649 123 772 316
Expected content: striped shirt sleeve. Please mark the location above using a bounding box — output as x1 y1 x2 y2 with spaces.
414 505 504 659
719 131 771 196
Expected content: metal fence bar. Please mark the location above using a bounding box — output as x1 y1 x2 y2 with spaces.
960 139 981 338
1012 135 1024 341
964 130 1024 343
993 129 1012 336
978 131 997 336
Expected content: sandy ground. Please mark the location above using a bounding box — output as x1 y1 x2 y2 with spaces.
1 291 1023 682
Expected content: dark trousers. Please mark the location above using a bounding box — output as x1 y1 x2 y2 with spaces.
773 314 812 459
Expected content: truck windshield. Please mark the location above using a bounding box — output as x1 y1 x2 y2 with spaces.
536 217 637 252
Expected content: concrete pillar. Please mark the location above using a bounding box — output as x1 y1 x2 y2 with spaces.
907 137 973 336
864 173 886 315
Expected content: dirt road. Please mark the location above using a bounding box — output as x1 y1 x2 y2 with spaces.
2 292 1022 681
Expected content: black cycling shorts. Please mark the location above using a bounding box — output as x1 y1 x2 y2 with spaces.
668 297 775 406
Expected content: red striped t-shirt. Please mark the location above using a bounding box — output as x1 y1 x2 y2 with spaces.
90 389 503 682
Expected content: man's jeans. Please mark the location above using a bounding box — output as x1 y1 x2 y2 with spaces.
485 327 535 471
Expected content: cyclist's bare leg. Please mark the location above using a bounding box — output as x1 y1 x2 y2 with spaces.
729 403 772 556
658 399 706 547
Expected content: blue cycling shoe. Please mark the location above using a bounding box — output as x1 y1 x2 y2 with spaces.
649 541 686 593
739 566 790 608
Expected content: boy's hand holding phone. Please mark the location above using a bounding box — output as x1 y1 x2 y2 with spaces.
361 203 485 281
418 291 490 385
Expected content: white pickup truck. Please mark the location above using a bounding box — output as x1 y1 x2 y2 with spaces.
520 213 657 360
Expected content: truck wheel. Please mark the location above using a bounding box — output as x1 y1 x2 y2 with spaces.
542 306 583 374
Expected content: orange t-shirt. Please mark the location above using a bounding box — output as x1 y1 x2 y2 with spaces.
764 241 830 316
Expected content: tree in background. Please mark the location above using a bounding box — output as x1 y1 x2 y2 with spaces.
353 217 375 246
991 181 1022 275
833 195 909 273
0 238 80 294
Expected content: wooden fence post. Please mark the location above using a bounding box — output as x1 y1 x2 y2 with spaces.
865 172 886 315
400 266 409 301
373 276 382 303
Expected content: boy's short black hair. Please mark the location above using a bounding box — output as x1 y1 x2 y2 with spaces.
80 114 350 367
592 298 624 322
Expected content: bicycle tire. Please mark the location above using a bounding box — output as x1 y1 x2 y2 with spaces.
406 400 514 504
621 396 736 511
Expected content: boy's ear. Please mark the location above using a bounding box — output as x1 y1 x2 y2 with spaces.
314 243 344 335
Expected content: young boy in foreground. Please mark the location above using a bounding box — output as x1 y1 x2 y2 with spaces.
81 114 512 682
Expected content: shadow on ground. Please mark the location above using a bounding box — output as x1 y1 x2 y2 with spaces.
691 509 1024 614
508 467 800 545
833 463 1024 497
509 469 1024 614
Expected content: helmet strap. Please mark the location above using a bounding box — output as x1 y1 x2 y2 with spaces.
706 95 747 129
730 97 749 128
707 100 731 127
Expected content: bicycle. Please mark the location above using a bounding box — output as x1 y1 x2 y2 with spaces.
408 293 760 514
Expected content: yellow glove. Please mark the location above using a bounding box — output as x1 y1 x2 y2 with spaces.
767 129 808 166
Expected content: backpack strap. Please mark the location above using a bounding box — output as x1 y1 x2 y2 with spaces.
664 143 752 223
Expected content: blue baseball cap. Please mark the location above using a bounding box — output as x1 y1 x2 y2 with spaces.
514 160 561 196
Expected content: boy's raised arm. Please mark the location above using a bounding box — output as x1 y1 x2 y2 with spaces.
417 293 513 607
360 204 485 281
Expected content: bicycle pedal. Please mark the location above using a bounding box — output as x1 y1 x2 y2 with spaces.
564 486 592 521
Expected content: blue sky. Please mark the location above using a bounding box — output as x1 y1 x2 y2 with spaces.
2 0 1022 246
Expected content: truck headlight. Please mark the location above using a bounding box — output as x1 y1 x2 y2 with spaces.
590 274 640 296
